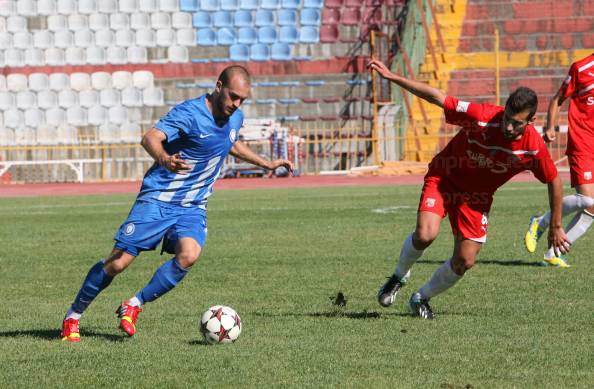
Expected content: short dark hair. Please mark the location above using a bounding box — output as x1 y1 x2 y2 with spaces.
505 87 538 120
218 65 251 87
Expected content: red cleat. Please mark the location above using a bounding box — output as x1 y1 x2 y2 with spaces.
116 301 142 336
61 318 81 343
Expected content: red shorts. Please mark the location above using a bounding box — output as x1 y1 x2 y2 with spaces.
568 154 594 187
418 176 493 243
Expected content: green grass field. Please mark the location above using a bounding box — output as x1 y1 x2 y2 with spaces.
1 182 593 388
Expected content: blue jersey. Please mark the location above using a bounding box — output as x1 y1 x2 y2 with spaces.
137 95 243 209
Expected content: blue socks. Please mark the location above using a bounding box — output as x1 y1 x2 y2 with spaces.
70 260 114 314
136 258 188 305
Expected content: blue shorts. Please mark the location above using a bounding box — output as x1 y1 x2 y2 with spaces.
114 200 207 257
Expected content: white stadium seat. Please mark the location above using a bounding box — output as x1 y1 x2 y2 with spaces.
37 90 58 109
0 0 15 16
151 12 171 29
57 0 76 14
89 13 109 31
112 71 133 90
121 122 142 143
0 91 15 110
17 0 37 17
16 91 36 110
172 12 192 29
106 46 127 64
108 106 128 124
45 48 65 66
87 105 107 125
74 29 94 47
115 29 135 47
127 107 142 123
0 17 5 32
7 16 27 32
49 73 70 91
5 48 24 67
36 124 58 145
4 109 24 129
24 48 44 66
66 106 88 126
143 87 164 106
12 31 32 49
122 87 143 107
78 0 96 14
54 30 74 48
29 73 49 91
159 0 178 12
168 45 188 63
79 89 99 108
15 127 37 145
45 107 66 126
0 32 11 50
110 13 130 30
156 28 175 47
38 0 57 15
127 46 148 63
97 0 117 13
0 75 6 91
176 29 196 46
34 30 54 49
100 89 120 107
135 29 156 47
95 29 115 47
86 46 106 65
57 124 78 144
132 70 154 89
0 51 5 67
68 14 88 31
98 123 119 143
139 0 158 12
91 72 112 90
120 0 139 13
65 47 86 65
58 89 78 107
131 13 150 30
7 74 27 92
47 15 67 31
24 108 44 128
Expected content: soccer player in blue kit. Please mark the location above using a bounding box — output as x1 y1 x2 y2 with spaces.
61 66 293 342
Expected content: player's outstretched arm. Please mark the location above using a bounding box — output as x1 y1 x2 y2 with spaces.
367 59 446 108
141 128 191 174
544 89 566 143
230 140 293 172
547 175 570 255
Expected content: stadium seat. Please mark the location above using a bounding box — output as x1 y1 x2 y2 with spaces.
78 0 96 14
58 89 78 108
281 0 300 9
95 29 115 47
47 15 68 31
0 51 4 68
138 0 158 11
100 89 121 107
229 44 249 61
87 105 107 125
278 9 296 26
234 10 252 27
193 12 211 28
86 46 106 65
136 29 156 47
177 29 196 46
168 45 189 62
341 8 361 25
91 72 112 90
89 14 109 30
110 13 130 30
0 92 13 110
36 124 58 145
200 0 219 11
119 0 139 13
69 14 89 31
54 30 73 48
7 74 27 92
180 0 199 12
98 123 119 143
260 0 280 9
255 10 274 26
13 31 32 49
250 43 269 61
38 0 57 15
172 12 192 29
23 108 42 128
279 26 298 43
213 11 232 27
70 72 91 91
217 28 236 45
344 0 359 6
79 89 99 108
131 13 150 30
0 32 10 50
220 0 239 10
156 28 175 47
132 70 153 89
299 26 319 43
239 0 258 9
112 71 133 90
108 106 127 124
16 91 36 110
258 26 277 43
127 46 148 63
49 73 70 91
151 12 171 29
122 87 143 107
33 30 54 49
37 90 58 109
97 0 117 13
74 29 94 47
237 27 257 44
115 29 135 46
5 48 24 67
301 8 320 26
56 0 76 15
143 87 164 106
28 73 49 92
159 0 178 11
0 75 6 92
121 122 142 143
320 25 338 42
197 28 216 45
24 48 44 66
57 125 78 144
271 42 291 60
322 8 340 24
304 0 323 7
67 106 88 126
45 48 65 66
363 7 382 24
4 109 24 129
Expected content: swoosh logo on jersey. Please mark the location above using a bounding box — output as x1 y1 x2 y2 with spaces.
200 133 213 138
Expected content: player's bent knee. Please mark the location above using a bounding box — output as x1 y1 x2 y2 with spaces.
104 250 136 275
414 228 438 247
451 256 475 275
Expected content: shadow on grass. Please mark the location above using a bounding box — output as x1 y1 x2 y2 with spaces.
254 311 410 319
417 259 542 267
0 329 126 342
188 339 210 346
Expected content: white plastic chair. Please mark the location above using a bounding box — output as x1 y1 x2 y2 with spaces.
17 0 37 16
7 74 27 92
37 90 58 109
36 124 58 145
12 31 31 49
100 89 120 107
74 29 94 47
108 106 128 124
79 89 99 108
45 48 65 66
45 107 66 126
57 0 76 15
95 29 115 47
97 0 116 13
86 46 106 65
54 30 74 48
78 0 96 14
68 14 88 31
115 29 135 47
88 105 107 125
89 13 109 31
168 45 188 63
172 12 192 28
0 92 15 110
33 30 54 49
47 14 67 31
151 12 171 29
156 28 175 47
120 0 139 13
176 28 195 46
67 106 88 126
7 16 27 32
24 108 44 128
110 13 130 30
127 46 148 63
65 47 86 65
98 123 119 143
91 72 112 90
0 75 5 92
37 0 57 15
112 71 133 90
0 32 11 50
15 127 37 145
28 73 49 91
49 73 70 91
130 13 150 30
139 0 158 12
121 122 142 143
24 48 44 66
135 28 156 47
106 46 127 64
132 70 154 89
159 0 178 12
16 90 36 110
122 87 143 107
57 124 78 144
4 109 24 129
5 49 24 67
58 89 78 107
143 87 164 106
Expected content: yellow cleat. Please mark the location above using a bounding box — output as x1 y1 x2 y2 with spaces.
541 256 570 268
525 216 542 253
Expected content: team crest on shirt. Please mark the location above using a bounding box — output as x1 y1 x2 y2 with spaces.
585 171 592 180
124 223 135 236
425 198 436 207
229 129 237 142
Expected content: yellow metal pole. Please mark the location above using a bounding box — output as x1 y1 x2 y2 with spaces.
495 27 500 105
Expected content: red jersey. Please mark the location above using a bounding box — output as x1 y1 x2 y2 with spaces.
560 53 594 156
427 96 558 195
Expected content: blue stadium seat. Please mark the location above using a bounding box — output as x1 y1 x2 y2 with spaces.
191 58 210 63
250 44 270 61
279 80 300 86
217 27 236 45
229 44 249 61
180 0 199 12
299 26 319 43
280 115 299 121
234 10 252 26
196 28 217 45
197 82 216 88
220 0 239 10
281 0 300 9
239 0 258 9
237 27 257 44
260 0 280 9
256 98 276 104
200 0 219 11
278 26 298 43
213 11 232 27
193 12 211 28
305 80 325 86
303 0 323 7
278 9 296 26
211 57 230 62
258 27 277 44
271 43 291 61
300 8 320 26
255 10 274 26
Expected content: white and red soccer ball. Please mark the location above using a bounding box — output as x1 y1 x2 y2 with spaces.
200 305 242 344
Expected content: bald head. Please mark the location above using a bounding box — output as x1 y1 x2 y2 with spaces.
218 65 251 88
211 65 251 121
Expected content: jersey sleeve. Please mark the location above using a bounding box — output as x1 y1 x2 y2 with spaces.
154 101 195 143
443 95 486 127
558 63 578 99
530 139 558 183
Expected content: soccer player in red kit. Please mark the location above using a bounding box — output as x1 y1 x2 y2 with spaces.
367 59 570 319
525 53 594 267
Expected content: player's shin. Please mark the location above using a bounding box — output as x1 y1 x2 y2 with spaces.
67 260 114 318
135 258 189 305
538 194 594 230
417 259 462 300
394 233 425 281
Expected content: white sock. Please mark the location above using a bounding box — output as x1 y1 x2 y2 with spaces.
394 233 424 280
65 309 81 320
128 296 142 307
544 210 594 258
538 194 594 230
418 259 462 300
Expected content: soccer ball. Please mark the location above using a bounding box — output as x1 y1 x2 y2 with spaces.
200 305 242 344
